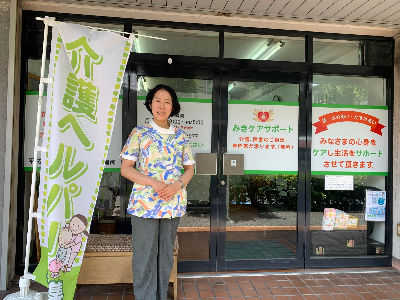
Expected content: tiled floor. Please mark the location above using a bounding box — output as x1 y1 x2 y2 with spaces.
173 270 400 299
2 269 400 299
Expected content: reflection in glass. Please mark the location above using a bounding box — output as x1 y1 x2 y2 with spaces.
90 172 122 234
313 39 393 66
132 26 219 57
178 175 211 261
226 175 297 260
313 75 386 106
137 76 213 99
224 33 304 62
27 59 50 91
313 39 360 65
228 81 299 103
310 175 386 257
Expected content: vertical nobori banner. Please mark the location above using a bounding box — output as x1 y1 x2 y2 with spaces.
33 22 131 299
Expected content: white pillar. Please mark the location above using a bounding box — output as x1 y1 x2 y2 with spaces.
1 0 19 291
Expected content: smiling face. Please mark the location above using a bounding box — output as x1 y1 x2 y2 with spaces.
150 89 173 126
258 111 270 122
69 217 86 234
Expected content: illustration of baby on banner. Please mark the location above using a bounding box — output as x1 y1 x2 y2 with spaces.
33 21 132 299
48 215 88 278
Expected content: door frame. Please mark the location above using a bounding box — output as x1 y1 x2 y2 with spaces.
124 57 309 271
216 69 308 271
123 60 221 272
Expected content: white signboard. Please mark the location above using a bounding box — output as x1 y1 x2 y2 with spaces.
311 106 388 175
24 93 122 170
227 101 299 173
137 98 212 157
365 190 386 221
324 175 354 190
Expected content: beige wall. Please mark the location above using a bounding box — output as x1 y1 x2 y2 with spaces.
0 0 19 290
0 0 11 290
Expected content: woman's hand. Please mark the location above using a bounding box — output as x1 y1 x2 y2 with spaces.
121 160 169 193
158 182 180 201
150 179 168 193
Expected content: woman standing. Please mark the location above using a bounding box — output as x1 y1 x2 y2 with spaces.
120 84 195 300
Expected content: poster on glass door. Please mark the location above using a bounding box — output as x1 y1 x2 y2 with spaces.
24 93 122 170
365 190 386 221
227 101 299 173
137 98 212 157
311 106 388 175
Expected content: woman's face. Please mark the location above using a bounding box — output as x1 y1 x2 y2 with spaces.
150 89 173 123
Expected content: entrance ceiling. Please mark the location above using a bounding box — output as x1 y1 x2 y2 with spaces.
29 0 400 28
133 0 400 28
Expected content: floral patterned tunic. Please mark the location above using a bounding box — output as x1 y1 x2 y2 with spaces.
120 120 195 218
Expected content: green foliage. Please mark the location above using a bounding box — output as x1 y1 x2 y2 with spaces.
229 174 374 213
314 83 367 105
311 177 367 212
187 175 211 207
245 82 275 99
229 175 297 211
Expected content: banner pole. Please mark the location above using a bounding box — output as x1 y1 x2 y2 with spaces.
5 15 54 300
23 15 51 277
35 17 167 41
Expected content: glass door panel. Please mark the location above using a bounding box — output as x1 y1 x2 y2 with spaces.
131 71 305 271
310 175 386 257
225 79 301 264
227 174 298 260
309 75 388 262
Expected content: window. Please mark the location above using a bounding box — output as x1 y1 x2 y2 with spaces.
224 33 304 62
131 26 219 57
311 75 388 258
313 38 393 66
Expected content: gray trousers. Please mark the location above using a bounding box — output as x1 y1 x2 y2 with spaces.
131 215 180 300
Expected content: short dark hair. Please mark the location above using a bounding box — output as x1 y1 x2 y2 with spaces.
144 84 180 117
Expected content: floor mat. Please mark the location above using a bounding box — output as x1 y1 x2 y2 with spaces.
226 240 295 260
